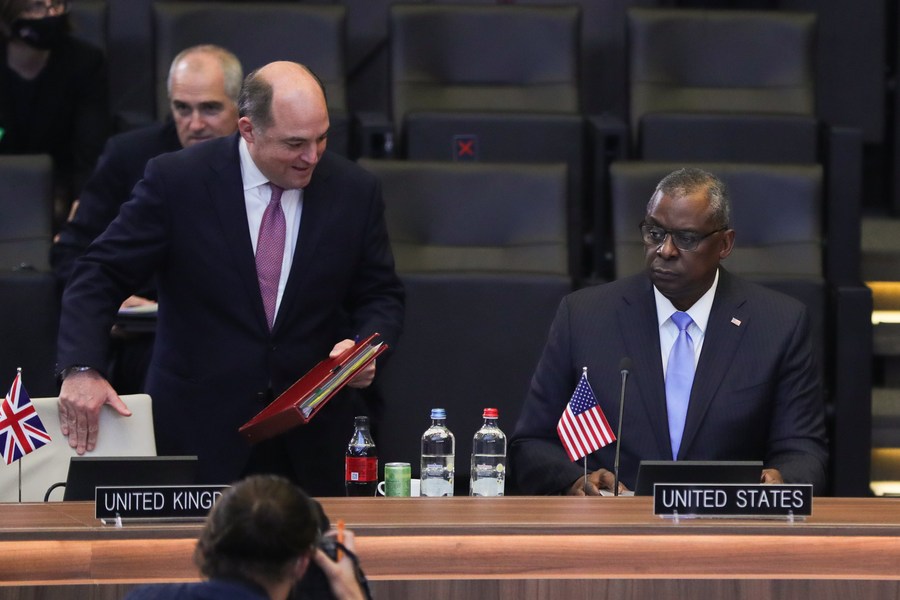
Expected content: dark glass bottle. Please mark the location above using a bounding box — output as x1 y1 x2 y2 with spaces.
345 416 378 496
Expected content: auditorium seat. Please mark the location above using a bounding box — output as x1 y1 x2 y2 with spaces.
358 159 572 493
0 394 156 502
591 8 863 284
608 161 872 496
0 154 54 272
152 2 351 156
376 4 588 279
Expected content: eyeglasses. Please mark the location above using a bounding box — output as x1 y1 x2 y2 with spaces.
639 222 727 252
22 0 68 18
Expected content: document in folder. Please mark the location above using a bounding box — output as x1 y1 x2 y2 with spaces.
239 333 387 444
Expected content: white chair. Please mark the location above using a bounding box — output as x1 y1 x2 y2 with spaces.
0 394 156 502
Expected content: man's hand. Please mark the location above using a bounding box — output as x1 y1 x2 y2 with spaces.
313 529 365 600
58 369 131 454
760 468 784 485
120 295 157 310
567 468 630 496
329 339 375 389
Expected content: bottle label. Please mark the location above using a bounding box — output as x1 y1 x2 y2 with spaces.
345 457 378 482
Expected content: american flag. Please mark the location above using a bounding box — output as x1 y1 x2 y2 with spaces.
557 369 616 461
0 371 51 465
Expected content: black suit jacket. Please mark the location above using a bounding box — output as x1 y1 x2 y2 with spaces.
510 270 828 495
57 134 405 494
51 120 181 287
0 36 108 197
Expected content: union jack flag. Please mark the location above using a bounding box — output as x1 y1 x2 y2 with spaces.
0 371 51 465
557 369 616 461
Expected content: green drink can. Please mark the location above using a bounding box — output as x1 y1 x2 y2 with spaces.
384 462 412 497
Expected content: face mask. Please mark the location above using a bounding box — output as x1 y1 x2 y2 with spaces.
9 13 68 50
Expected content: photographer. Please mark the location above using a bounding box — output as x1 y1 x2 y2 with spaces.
124 475 367 600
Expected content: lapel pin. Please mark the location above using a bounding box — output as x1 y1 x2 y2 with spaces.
731 317 742 327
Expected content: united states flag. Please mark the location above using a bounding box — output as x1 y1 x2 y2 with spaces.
0 371 51 465
557 370 616 461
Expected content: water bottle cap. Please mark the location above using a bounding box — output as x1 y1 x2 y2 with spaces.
430 408 446 419
483 408 499 418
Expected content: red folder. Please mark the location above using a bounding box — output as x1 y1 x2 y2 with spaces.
239 333 387 444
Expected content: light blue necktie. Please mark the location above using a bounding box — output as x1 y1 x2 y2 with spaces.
666 311 695 460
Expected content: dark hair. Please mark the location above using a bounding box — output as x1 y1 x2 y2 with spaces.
0 0 28 27
650 167 731 229
194 475 319 585
238 63 328 132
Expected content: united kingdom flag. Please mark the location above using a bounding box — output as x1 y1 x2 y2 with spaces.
0 371 51 465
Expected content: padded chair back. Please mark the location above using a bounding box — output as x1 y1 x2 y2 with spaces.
0 272 59 398
69 0 108 51
0 394 156 502
610 162 823 281
388 5 585 277
359 159 569 276
373 272 571 495
390 4 580 120
0 155 54 272
627 8 818 162
152 2 349 155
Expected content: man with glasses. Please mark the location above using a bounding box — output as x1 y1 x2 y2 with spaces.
510 167 828 496
51 44 242 394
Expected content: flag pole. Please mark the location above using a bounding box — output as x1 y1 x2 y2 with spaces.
17 367 23 503
582 367 588 495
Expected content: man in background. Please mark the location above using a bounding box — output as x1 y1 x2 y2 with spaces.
51 44 242 392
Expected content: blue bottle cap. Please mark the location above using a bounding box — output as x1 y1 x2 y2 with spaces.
430 408 446 420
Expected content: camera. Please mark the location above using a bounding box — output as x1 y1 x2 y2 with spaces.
319 536 339 561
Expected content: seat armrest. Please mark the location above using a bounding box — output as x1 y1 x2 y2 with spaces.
587 114 628 280
828 283 873 497
354 111 396 158
823 125 863 285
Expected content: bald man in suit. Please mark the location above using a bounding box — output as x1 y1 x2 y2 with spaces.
56 62 404 495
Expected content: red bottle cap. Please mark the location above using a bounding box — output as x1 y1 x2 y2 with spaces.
483 408 499 418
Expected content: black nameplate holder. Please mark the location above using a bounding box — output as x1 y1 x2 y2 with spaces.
653 483 813 521
95 485 230 523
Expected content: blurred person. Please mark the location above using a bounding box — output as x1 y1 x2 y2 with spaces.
0 0 108 227
123 475 368 600
50 45 242 393
55 61 404 495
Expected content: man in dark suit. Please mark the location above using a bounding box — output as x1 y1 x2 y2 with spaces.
55 62 405 495
51 44 243 394
510 167 827 495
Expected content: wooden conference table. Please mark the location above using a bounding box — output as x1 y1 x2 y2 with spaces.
2 496 900 599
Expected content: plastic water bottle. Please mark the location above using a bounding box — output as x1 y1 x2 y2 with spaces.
345 416 377 496
420 408 455 496
470 408 507 496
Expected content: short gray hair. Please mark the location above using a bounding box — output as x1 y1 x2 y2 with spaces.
650 167 731 228
167 45 243 104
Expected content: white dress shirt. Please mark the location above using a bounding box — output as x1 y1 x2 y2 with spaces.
654 268 720 377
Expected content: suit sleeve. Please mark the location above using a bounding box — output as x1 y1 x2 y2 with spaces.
765 305 829 493
51 135 131 286
344 176 404 350
510 296 588 494
56 158 172 374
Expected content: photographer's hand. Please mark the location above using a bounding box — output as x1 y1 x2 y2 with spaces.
314 529 365 600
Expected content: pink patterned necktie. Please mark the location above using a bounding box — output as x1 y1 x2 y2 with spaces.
256 183 286 329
